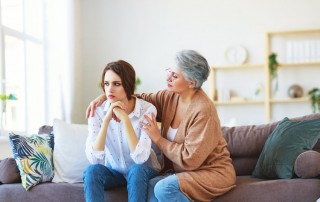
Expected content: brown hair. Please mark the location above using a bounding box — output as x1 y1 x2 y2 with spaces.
100 60 136 100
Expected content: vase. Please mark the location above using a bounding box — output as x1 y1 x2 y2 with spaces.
288 84 303 98
0 111 7 135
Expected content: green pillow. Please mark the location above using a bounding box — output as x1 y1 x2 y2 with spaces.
252 117 320 179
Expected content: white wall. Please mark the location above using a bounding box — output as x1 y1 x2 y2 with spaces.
79 0 320 126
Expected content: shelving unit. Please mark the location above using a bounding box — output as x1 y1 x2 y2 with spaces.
210 29 320 124
209 63 267 124
210 64 264 105
209 63 265 104
265 29 320 122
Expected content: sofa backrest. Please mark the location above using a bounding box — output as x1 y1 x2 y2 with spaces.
221 113 320 176
38 114 320 176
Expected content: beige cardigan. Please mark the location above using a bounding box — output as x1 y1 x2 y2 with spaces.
139 89 236 201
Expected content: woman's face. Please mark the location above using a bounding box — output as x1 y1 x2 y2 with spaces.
166 67 192 93
104 70 127 103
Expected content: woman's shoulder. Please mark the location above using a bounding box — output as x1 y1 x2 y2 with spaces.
93 100 108 116
87 101 107 122
155 90 180 103
190 90 215 114
100 100 109 110
153 89 178 99
135 97 157 112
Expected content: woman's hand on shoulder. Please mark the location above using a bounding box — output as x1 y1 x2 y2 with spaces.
141 113 161 142
86 94 107 119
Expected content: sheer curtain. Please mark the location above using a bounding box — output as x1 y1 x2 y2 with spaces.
1 0 84 134
45 0 84 125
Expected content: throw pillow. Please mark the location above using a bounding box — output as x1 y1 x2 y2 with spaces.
9 132 54 190
51 119 89 183
252 117 320 179
0 157 21 184
294 150 320 178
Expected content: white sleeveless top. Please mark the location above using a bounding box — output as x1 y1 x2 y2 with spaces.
167 126 178 142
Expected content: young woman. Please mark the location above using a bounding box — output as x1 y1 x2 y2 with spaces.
86 51 236 201
83 60 161 202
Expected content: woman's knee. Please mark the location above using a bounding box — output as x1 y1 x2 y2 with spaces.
83 164 105 184
128 164 144 173
154 178 170 199
154 175 179 200
129 164 155 177
127 164 157 184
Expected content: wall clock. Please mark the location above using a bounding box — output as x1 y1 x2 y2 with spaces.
225 45 248 65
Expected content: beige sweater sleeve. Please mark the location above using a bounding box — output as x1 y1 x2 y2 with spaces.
155 113 221 171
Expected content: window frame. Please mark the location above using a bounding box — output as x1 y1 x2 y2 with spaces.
0 0 47 133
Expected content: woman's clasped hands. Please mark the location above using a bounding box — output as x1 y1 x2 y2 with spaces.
105 101 128 123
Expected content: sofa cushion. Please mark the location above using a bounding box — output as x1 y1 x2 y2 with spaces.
0 158 21 184
252 117 320 179
9 132 54 190
52 119 90 183
294 150 320 178
38 125 53 135
0 182 128 202
222 113 320 176
214 176 320 202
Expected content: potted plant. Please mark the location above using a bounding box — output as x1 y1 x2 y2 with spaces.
308 88 320 113
0 94 17 101
135 77 141 91
269 53 279 92
0 93 17 113
0 93 17 132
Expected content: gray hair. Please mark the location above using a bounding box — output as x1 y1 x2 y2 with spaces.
175 50 210 88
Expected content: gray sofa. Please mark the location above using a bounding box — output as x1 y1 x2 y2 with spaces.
215 113 320 202
1 113 320 202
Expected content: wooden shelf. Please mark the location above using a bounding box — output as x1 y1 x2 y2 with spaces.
279 62 320 67
209 64 265 103
267 29 320 35
270 97 309 103
214 100 265 105
211 64 264 70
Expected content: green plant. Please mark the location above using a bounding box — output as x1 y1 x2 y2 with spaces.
0 93 17 130
135 77 141 91
269 53 279 79
0 93 17 112
269 53 279 91
308 88 320 113
0 94 17 101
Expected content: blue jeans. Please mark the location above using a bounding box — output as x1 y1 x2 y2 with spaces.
148 174 190 202
83 164 158 202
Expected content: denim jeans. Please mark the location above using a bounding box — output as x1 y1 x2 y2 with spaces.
148 174 190 202
83 164 158 202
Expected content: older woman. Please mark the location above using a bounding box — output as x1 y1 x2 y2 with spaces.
87 50 236 201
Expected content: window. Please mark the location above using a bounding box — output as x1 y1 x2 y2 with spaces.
0 0 46 133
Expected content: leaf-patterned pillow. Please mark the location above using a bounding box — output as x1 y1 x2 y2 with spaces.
9 132 54 190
